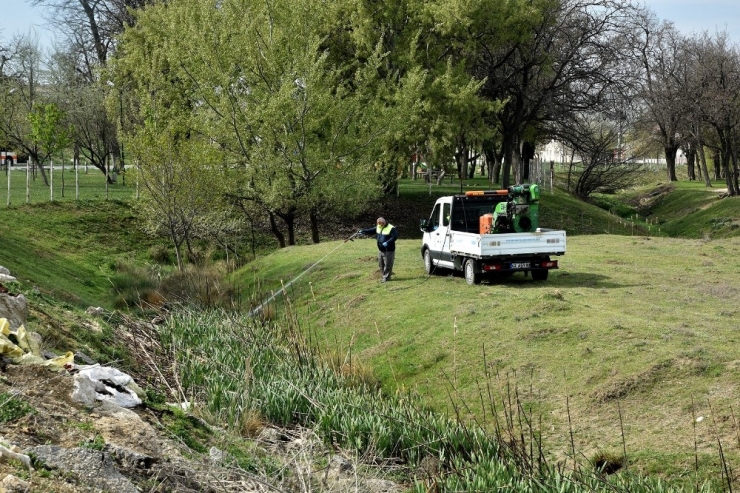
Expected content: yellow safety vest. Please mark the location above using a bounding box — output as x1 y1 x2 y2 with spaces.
376 224 394 235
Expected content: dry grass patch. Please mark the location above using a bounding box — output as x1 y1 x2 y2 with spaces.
592 360 674 403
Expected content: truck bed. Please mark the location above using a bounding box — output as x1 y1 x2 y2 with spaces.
449 229 566 258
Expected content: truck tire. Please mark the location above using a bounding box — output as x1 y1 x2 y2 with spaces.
423 249 435 275
464 258 480 285
532 269 549 281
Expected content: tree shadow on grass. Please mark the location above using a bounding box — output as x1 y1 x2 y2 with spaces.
490 271 640 290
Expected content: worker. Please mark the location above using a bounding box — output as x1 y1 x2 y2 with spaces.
358 217 398 283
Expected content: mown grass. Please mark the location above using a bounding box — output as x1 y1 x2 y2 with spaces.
0 199 157 308
236 230 740 488
648 187 740 238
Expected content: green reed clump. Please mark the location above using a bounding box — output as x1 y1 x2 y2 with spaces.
158 308 501 463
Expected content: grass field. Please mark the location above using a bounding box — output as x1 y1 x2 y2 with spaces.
236 230 740 486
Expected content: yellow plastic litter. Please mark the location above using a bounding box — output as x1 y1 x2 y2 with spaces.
0 318 72 368
0 318 25 359
14 325 41 356
0 336 24 359
43 351 74 369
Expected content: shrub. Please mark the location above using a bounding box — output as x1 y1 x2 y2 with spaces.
149 244 172 264
0 392 34 423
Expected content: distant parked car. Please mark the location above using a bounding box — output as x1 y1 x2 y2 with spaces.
0 150 17 169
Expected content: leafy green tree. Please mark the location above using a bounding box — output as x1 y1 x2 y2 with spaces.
130 124 228 271
116 0 403 246
29 102 71 166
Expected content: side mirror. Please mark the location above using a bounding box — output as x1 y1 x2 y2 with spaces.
419 219 428 232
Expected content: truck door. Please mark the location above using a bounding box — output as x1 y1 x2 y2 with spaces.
430 201 453 267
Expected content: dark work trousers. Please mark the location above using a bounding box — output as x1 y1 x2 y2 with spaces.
378 251 395 282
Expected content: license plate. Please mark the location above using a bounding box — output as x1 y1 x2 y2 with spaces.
510 262 530 269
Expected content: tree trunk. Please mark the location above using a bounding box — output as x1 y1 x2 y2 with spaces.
269 212 286 248
695 123 712 187
712 150 721 181
412 149 420 181
502 137 514 189
512 149 522 185
721 141 735 196
286 217 296 246
458 136 469 180
566 149 576 193
309 209 320 244
170 224 184 271
521 141 535 182
732 138 740 195
686 146 696 181
482 139 500 186
467 149 476 179
664 146 678 181
33 158 50 186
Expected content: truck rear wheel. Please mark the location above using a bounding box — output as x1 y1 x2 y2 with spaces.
464 259 480 285
532 269 549 281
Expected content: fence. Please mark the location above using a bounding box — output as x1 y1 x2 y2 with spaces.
2 164 138 206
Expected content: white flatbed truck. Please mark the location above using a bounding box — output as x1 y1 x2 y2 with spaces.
420 186 566 284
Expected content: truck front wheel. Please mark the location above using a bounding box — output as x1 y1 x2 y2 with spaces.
464 259 481 285
423 249 435 275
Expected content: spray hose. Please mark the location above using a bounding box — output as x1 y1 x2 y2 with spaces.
249 231 361 317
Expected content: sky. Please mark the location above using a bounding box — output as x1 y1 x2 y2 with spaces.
1 0 739 52
643 0 740 40
1 0 54 49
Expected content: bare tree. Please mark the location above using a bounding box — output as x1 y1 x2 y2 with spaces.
630 11 690 182
0 36 55 185
31 0 153 80
47 47 117 180
31 1 153 180
554 84 645 199
685 31 740 195
473 0 641 188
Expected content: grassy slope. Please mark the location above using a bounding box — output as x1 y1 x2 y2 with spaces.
650 184 740 238
0 200 156 309
599 174 740 239
237 181 740 484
